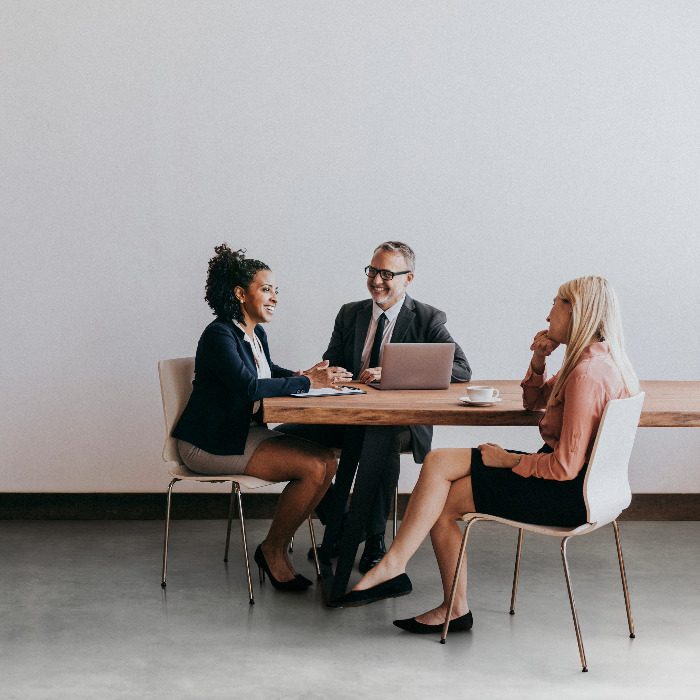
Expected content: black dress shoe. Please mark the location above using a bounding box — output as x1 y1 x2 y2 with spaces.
308 513 349 560
328 573 412 608
358 533 386 574
393 611 473 634
307 540 339 561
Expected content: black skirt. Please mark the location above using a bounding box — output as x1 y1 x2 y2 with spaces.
470 445 588 527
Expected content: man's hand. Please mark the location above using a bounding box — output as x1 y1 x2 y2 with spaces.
358 367 381 384
478 443 520 469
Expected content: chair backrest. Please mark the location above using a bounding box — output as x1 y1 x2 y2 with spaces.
583 392 645 526
158 357 195 465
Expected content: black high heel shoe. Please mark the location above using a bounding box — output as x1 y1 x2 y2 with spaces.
254 545 310 592
294 573 314 587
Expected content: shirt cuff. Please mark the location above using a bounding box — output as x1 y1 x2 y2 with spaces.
521 363 546 388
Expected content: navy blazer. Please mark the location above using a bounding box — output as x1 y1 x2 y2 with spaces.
172 319 310 455
322 294 471 463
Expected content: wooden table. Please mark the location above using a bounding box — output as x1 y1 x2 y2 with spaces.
263 380 700 601
266 380 700 428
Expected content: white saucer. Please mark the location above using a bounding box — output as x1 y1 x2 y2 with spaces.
459 397 502 407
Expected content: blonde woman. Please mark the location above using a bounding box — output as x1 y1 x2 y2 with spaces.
335 277 640 634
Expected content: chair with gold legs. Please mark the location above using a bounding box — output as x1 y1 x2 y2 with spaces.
442 392 645 672
158 357 320 604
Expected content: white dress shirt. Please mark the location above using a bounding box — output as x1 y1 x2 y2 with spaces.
358 295 406 374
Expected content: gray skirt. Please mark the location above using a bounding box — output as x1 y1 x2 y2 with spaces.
177 425 284 476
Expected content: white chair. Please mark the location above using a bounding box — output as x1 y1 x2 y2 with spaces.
158 357 320 604
442 392 645 672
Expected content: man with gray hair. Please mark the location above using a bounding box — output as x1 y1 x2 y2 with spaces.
278 241 471 574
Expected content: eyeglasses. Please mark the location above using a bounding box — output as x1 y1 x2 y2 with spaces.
365 266 411 281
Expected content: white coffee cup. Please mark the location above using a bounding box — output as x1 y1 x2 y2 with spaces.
466 386 499 402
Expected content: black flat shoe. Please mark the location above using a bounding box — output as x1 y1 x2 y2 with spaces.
393 611 473 634
328 573 412 608
254 545 309 592
358 533 386 574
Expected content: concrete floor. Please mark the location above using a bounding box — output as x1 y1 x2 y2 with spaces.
1 519 698 700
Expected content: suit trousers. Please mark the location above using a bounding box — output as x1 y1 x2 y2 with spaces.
275 422 412 537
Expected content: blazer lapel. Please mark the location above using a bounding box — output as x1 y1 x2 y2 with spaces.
391 295 416 343
231 321 257 374
353 302 373 375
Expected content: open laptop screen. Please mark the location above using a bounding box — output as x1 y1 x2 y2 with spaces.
370 343 455 390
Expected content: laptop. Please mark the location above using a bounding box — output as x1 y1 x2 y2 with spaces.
369 343 455 390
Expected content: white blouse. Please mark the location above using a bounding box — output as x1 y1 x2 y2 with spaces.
235 322 271 379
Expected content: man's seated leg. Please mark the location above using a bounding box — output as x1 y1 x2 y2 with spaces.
358 426 412 574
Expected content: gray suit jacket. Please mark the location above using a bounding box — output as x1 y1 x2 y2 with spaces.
322 294 471 463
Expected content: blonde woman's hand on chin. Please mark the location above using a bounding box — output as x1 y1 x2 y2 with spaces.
304 360 353 389
478 443 520 469
529 330 559 375
531 329 559 357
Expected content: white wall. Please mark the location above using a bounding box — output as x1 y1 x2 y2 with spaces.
2 2 699 494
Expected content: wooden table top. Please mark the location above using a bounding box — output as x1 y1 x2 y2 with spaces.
263 380 700 428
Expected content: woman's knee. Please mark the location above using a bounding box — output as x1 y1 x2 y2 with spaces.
301 452 331 488
422 448 471 482
422 448 453 476
306 445 336 483
322 446 337 476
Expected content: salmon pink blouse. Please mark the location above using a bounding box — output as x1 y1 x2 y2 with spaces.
512 342 628 481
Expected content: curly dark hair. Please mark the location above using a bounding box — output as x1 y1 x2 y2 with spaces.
204 244 270 323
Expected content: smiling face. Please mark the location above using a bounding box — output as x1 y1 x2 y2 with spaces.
235 270 278 327
546 296 573 344
366 249 414 310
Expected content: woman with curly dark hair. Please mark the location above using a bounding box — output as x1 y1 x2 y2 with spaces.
173 244 351 591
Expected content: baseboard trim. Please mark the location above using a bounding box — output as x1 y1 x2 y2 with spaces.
1 493 699 520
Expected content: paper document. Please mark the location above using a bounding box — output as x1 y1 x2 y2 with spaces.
292 386 366 398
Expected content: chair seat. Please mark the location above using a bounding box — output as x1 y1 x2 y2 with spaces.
167 462 275 489
462 513 598 537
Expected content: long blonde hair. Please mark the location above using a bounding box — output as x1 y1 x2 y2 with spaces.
549 276 640 405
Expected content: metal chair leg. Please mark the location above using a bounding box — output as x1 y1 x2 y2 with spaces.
442 517 482 643
561 536 588 672
235 483 254 605
308 516 321 577
224 482 236 562
161 478 179 588
510 528 524 614
612 520 635 638
393 486 399 539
